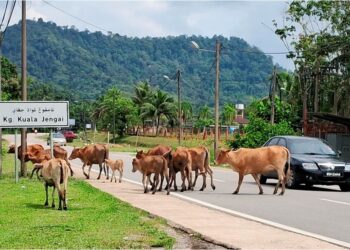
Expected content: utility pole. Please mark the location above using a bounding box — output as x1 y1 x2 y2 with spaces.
314 58 320 113
20 0 27 177
214 40 221 159
0 42 2 177
270 66 276 124
113 89 116 144
176 69 182 145
301 67 308 136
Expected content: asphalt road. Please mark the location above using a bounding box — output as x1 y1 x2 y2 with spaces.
5 133 350 246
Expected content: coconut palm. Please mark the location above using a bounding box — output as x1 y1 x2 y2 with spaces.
141 90 175 136
222 103 236 125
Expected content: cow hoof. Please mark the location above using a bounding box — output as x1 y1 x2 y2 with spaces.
52 204 55 208
86 176 90 179
63 207 67 210
279 192 284 196
259 192 263 195
157 188 162 192
212 185 216 190
58 207 62 210
167 191 170 195
199 188 204 191
119 180 122 183
233 191 238 195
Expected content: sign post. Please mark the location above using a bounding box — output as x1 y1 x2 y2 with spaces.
0 101 69 181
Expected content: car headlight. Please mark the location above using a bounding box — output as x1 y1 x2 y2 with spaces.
302 163 318 170
345 164 350 172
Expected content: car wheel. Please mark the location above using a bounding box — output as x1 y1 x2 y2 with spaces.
339 184 350 192
286 168 299 189
259 175 267 184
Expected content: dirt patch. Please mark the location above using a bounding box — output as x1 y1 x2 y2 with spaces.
161 223 234 249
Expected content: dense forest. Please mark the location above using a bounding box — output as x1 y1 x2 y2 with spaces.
2 19 275 108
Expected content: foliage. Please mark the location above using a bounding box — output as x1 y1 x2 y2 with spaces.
221 103 236 125
273 0 350 116
246 96 298 125
194 105 214 128
0 56 20 100
2 19 275 108
229 117 296 149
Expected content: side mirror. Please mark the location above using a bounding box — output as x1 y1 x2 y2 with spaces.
337 150 342 157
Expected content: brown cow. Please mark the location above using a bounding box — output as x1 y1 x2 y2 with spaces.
132 155 170 195
170 147 193 192
8 144 44 162
188 146 215 191
29 146 74 178
68 144 109 179
136 145 172 191
33 158 70 210
215 146 290 195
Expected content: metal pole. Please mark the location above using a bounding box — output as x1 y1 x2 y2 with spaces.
15 129 18 183
20 0 27 177
50 129 53 158
0 45 2 177
113 90 116 144
177 70 182 145
214 40 221 159
270 66 276 124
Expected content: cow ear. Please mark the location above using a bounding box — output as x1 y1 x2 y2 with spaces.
163 150 171 158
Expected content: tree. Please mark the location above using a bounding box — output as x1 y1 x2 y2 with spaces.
132 81 153 130
141 90 175 136
221 103 236 125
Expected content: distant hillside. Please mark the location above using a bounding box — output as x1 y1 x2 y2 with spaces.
3 19 274 107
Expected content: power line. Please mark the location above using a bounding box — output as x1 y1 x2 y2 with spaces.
0 0 9 30
42 0 110 33
0 0 16 44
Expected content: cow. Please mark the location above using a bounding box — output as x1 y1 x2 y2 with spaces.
8 144 44 162
136 145 172 190
169 147 193 192
132 155 170 195
215 146 290 195
29 146 74 178
187 146 215 191
68 144 109 179
104 159 124 183
33 158 70 210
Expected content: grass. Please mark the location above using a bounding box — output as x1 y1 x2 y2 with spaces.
68 131 232 161
0 140 175 249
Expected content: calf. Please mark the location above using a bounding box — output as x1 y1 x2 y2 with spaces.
215 146 290 195
132 155 170 195
104 159 124 183
34 158 70 210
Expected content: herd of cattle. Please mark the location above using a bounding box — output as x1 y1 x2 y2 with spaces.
8 143 291 210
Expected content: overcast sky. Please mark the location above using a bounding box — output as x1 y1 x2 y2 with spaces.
3 0 294 69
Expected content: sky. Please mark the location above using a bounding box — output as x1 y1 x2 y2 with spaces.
2 0 294 70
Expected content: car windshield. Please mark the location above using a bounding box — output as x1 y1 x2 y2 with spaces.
53 133 65 138
288 138 336 155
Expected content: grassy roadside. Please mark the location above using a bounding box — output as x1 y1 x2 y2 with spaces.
0 140 174 249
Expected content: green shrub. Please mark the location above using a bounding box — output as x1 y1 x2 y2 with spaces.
228 117 296 149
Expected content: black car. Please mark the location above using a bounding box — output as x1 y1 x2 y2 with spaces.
261 136 350 191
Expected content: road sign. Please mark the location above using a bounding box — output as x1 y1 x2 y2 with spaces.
0 101 69 128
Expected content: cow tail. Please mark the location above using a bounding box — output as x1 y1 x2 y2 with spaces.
204 147 211 174
284 147 291 182
59 160 64 184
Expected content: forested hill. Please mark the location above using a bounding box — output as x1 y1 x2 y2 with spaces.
3 19 274 106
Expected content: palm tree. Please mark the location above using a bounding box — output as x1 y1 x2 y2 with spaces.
222 103 236 125
141 90 175 136
132 81 153 130
181 101 193 125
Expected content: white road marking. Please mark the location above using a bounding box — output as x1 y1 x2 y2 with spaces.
213 178 225 183
321 198 350 206
78 165 350 249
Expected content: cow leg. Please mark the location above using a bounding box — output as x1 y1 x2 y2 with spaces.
119 168 123 183
233 173 244 194
199 172 207 191
87 164 93 179
251 173 264 195
180 170 187 192
193 169 199 187
44 183 49 207
66 160 74 176
207 167 216 190
110 171 114 182
187 168 193 191
276 170 286 195
143 174 149 193
104 162 109 180
173 171 178 191
82 163 89 179
97 163 103 179
51 186 56 208
63 189 67 210
152 174 159 194
158 173 164 191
